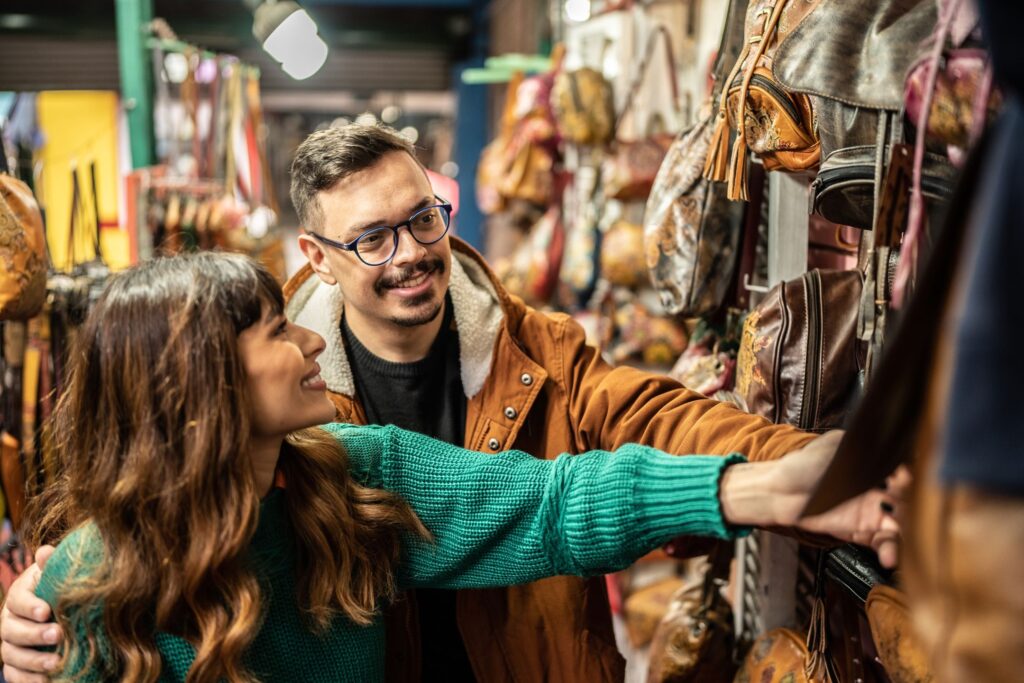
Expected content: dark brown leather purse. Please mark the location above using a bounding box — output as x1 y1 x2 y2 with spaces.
736 269 865 431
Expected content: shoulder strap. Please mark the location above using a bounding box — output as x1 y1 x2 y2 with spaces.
615 24 681 138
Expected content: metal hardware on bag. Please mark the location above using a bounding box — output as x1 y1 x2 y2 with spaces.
742 273 771 294
487 438 500 451
503 406 518 420
520 373 533 386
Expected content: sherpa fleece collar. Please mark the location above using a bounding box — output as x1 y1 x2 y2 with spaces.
284 251 505 399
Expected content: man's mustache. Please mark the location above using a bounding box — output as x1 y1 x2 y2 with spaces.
375 257 445 293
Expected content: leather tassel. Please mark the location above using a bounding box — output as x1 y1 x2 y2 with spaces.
703 112 731 182
727 133 750 202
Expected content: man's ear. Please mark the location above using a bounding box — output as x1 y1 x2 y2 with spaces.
297 233 338 286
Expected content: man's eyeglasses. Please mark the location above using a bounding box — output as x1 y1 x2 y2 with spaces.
308 197 453 267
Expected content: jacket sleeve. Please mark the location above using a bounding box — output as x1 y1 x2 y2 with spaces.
325 423 747 591
556 316 816 460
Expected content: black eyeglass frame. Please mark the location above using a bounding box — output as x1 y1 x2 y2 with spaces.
307 196 453 266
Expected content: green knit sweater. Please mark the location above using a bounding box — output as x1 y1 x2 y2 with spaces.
37 424 747 682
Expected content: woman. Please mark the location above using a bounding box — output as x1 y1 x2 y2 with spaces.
20 253 896 682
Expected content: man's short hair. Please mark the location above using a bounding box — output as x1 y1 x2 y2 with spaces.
290 123 416 233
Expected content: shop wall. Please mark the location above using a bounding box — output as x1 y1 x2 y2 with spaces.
36 91 130 270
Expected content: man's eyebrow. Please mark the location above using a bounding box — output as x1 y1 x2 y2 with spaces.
336 196 435 239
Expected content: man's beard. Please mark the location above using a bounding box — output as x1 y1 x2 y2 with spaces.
376 256 446 328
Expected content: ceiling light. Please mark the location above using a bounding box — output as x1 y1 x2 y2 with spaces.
250 1 329 80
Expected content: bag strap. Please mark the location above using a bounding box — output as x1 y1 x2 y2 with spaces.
615 24 681 139
88 162 105 263
893 0 968 307
805 551 839 682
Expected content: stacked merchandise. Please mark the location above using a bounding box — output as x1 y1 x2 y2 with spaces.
638 0 999 682
126 26 282 275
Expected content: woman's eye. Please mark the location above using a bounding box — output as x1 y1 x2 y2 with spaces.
275 321 288 336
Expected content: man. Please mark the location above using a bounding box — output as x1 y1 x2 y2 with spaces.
0 124 891 682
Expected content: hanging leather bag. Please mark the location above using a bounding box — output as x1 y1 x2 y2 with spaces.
735 269 865 431
642 0 750 317
552 66 615 147
733 553 838 683
0 175 48 321
646 544 738 683
772 0 954 230
602 25 680 202
865 585 934 683
703 0 821 202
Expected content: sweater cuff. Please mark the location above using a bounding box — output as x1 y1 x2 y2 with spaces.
632 453 751 545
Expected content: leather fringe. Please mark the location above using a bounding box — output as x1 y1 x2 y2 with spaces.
727 133 750 202
703 111 731 182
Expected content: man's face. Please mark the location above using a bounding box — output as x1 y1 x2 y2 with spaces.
299 151 452 331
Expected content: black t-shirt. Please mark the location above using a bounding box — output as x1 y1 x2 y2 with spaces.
341 294 476 682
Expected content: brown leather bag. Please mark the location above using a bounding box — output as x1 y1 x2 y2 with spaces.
772 0 953 230
647 545 738 683
736 269 865 431
703 0 821 202
865 585 934 683
0 175 48 321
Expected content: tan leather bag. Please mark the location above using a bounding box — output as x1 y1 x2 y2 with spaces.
552 67 615 147
0 175 48 321
865 585 934 683
703 0 821 201
647 546 738 683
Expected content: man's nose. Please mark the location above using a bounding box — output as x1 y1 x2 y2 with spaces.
391 225 427 266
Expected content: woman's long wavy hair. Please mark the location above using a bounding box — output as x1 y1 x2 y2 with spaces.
24 252 427 682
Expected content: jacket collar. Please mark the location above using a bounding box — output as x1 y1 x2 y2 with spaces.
284 238 506 400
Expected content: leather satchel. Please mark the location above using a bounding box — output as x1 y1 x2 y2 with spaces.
772 0 954 230
736 269 865 431
647 545 738 683
0 175 48 322
703 0 821 202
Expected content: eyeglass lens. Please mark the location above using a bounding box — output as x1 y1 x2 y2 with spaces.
355 206 449 264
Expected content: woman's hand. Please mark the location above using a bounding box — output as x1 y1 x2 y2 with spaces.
720 431 910 568
1 545 63 682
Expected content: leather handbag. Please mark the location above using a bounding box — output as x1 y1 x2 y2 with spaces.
552 66 615 147
642 0 751 317
647 544 738 683
0 174 48 321
600 218 647 289
733 555 837 683
602 25 680 202
643 112 745 317
865 584 934 683
703 0 821 202
772 0 953 230
736 269 865 431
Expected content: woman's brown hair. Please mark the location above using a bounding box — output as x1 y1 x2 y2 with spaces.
25 252 427 682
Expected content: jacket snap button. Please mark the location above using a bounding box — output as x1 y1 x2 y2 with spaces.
520 373 533 386
487 438 500 451
504 406 518 420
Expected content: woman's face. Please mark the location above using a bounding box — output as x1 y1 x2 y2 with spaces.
238 306 337 439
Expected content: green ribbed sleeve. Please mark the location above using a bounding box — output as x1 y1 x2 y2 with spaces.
321 423 748 590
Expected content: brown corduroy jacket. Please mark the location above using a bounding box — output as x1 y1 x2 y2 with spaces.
283 237 815 683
